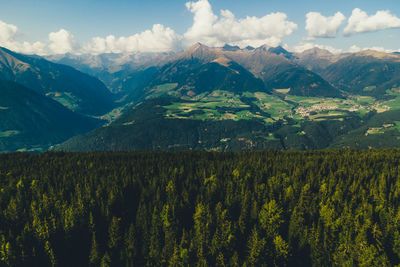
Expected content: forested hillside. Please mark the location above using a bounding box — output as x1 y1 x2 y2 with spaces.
1 151 400 266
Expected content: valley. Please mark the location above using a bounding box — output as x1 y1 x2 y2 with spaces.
3 43 400 152
139 82 400 144
161 89 375 124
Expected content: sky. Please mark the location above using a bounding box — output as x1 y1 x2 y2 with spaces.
1 0 400 55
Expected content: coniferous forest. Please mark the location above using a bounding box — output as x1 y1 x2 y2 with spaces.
1 150 400 266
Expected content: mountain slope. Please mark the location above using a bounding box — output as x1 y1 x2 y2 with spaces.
320 51 400 97
221 45 342 97
0 47 114 115
128 44 267 100
47 44 342 101
127 43 342 101
55 95 365 152
55 97 278 151
294 47 339 73
0 80 102 152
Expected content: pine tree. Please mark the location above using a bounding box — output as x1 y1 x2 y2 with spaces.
89 232 100 266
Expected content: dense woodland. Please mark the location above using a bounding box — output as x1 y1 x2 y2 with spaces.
1 150 400 266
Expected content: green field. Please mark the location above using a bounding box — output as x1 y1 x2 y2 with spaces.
380 90 400 110
16 147 44 152
274 88 291 94
253 92 292 119
0 130 20 138
99 105 128 122
146 83 178 99
392 121 400 132
46 92 80 111
164 90 254 121
161 89 400 130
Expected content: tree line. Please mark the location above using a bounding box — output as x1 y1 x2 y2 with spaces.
0 150 400 266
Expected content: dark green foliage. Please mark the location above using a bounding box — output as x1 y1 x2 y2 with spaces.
190 61 266 95
266 67 342 98
0 150 400 266
141 58 267 98
55 97 370 152
0 80 102 152
331 109 400 149
55 98 279 152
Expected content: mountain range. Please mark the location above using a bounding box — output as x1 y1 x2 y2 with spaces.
2 43 400 152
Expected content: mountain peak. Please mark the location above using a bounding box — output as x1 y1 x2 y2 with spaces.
178 43 219 62
267 46 293 59
256 44 272 52
0 46 32 72
301 47 334 57
355 49 400 60
296 47 335 59
222 44 241 51
186 42 208 51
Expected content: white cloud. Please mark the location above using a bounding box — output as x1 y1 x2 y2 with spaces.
291 43 343 54
305 12 346 38
184 0 298 47
82 24 182 54
347 45 361 53
12 41 47 55
344 8 400 35
48 29 76 54
292 43 396 55
0 20 181 55
2 3 400 57
0 20 18 43
0 20 48 55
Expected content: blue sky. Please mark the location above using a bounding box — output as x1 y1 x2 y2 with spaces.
0 0 400 55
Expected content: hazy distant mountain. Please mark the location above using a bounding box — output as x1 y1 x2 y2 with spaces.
0 47 114 115
46 52 173 94
0 80 101 152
